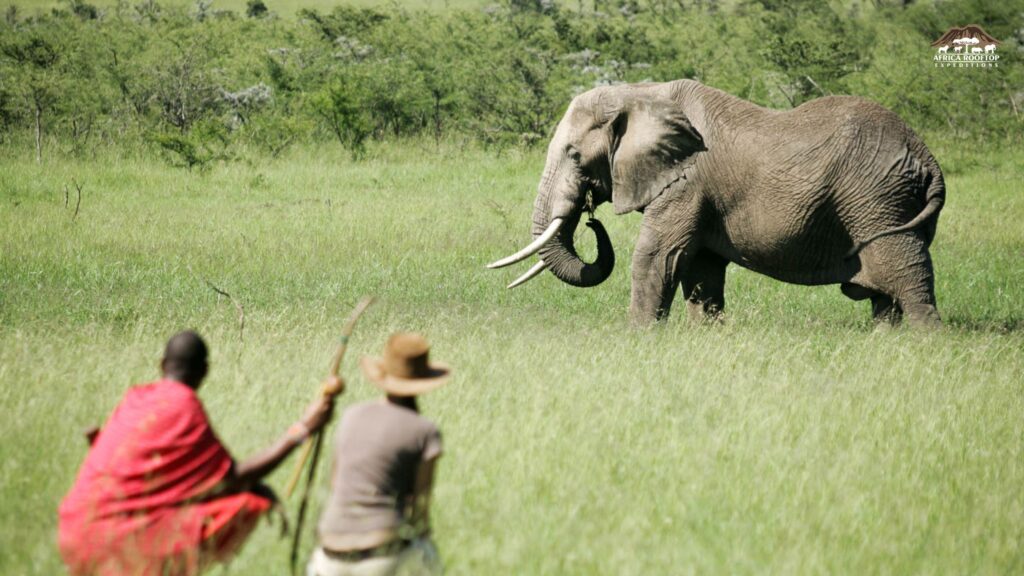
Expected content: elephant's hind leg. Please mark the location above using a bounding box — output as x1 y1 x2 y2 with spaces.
856 234 941 329
683 251 728 323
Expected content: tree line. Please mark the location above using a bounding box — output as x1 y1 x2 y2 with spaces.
1 0 1020 167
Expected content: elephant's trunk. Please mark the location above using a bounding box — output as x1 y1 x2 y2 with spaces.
535 212 614 287
529 163 615 288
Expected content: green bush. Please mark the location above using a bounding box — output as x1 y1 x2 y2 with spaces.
246 0 268 19
309 78 373 159
0 0 1020 166
151 119 230 170
239 111 307 157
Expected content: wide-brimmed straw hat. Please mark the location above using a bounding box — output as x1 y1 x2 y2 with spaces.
359 332 451 396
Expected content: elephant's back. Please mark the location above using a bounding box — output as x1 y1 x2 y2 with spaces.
787 96 921 144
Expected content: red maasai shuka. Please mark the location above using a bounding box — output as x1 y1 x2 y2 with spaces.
58 379 272 576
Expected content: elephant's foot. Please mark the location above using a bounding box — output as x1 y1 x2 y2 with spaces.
629 280 680 328
629 254 683 328
686 299 725 325
629 307 667 328
902 302 943 330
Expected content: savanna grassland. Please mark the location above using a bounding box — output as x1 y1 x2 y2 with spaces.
2 0 1024 574
1 138 1022 574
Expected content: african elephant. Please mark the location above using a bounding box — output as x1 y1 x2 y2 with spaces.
488 80 945 328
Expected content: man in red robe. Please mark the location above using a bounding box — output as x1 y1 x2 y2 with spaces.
58 331 337 576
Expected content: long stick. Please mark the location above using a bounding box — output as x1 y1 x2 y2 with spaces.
287 296 375 575
285 296 375 496
289 431 324 576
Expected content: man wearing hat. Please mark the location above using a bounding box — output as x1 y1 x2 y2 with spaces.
308 332 450 576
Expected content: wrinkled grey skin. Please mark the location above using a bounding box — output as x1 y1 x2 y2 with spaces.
527 80 944 328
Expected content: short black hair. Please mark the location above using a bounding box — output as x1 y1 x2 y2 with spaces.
162 330 208 384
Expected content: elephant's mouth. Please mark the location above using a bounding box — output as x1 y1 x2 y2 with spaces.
487 208 615 289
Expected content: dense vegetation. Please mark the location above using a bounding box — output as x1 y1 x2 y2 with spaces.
2 1 1022 574
1 0 1021 166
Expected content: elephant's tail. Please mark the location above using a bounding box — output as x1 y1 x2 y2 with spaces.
845 159 945 259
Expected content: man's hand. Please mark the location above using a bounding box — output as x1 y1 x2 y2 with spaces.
322 375 345 396
300 392 336 435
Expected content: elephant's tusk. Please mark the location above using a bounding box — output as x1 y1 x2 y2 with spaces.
487 218 564 269
506 260 548 289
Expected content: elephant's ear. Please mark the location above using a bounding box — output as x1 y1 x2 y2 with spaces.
609 100 706 215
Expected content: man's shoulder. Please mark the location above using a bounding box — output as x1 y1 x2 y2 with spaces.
87 378 223 473
116 378 209 429
130 378 197 401
344 401 437 431
343 400 380 418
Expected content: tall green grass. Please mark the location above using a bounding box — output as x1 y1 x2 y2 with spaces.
1 141 1022 574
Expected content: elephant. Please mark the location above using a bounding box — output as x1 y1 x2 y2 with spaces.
488 80 945 328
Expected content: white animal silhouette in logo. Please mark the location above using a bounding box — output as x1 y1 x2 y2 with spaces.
984 44 996 53
953 37 980 51
937 45 949 53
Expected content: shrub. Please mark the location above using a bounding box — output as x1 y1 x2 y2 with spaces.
246 0 268 19
309 78 372 159
64 0 99 21
240 112 307 158
151 119 230 170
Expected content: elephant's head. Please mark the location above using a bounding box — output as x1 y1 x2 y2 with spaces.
488 83 707 289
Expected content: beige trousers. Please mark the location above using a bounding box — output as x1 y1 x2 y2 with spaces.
306 538 442 576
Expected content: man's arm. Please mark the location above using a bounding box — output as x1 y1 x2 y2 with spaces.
222 377 340 492
229 424 309 487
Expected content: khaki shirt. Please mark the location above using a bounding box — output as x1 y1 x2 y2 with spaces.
317 401 442 551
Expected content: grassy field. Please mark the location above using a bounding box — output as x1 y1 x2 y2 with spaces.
1 140 1022 575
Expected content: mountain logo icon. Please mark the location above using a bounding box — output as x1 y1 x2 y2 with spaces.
931 24 1000 55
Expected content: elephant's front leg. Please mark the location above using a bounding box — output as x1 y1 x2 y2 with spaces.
629 201 702 327
629 231 687 326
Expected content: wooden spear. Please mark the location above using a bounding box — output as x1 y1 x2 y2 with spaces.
286 296 375 574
